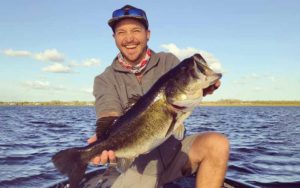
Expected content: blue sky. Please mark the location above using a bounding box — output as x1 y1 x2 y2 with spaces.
1 0 299 102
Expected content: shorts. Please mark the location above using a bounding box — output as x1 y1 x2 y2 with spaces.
111 134 199 188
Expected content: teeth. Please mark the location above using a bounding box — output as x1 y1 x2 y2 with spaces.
125 45 137 49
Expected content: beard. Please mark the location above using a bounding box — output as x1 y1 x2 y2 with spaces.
120 45 148 65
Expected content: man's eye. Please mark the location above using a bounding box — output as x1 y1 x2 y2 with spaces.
117 31 125 35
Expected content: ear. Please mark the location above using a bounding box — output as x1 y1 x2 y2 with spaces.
146 30 151 41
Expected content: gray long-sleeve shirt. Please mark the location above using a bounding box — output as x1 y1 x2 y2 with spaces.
93 51 185 180
93 51 180 118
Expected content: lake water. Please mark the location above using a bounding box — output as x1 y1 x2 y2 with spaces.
0 106 299 187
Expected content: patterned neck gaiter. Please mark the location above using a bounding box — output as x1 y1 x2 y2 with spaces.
117 49 151 74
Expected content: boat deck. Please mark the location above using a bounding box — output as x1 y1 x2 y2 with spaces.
48 167 254 188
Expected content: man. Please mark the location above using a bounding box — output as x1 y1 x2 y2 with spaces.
88 5 229 188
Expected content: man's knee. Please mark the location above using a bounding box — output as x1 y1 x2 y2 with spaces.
210 133 230 159
191 132 230 162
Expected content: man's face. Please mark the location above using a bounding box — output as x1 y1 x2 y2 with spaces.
113 18 150 65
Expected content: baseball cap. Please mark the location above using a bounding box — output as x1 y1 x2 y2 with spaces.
108 5 149 31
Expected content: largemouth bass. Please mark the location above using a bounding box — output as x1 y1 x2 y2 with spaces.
52 54 222 187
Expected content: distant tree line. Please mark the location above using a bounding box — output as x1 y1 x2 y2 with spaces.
0 101 94 106
201 99 300 106
1 100 300 106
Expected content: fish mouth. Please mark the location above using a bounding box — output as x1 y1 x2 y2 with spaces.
170 103 188 110
167 54 222 111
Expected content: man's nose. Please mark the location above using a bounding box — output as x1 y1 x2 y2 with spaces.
124 32 134 42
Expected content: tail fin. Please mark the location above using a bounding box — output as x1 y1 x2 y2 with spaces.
52 148 88 188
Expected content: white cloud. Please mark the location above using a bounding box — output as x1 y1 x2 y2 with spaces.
42 63 72 73
81 88 93 94
68 59 101 68
160 43 198 60
23 80 68 91
3 49 32 57
3 48 65 63
4 48 101 69
82 58 101 67
68 60 80 67
34 49 64 62
160 43 223 73
23 81 50 90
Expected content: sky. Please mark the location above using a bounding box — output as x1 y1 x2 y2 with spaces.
1 0 300 102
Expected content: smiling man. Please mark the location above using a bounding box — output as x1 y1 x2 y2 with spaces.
114 19 150 67
88 5 229 188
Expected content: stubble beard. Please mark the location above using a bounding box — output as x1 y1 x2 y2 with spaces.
122 46 148 65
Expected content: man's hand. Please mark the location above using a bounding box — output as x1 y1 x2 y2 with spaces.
87 134 116 165
203 80 221 96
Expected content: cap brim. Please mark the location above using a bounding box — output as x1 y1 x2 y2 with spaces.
108 15 147 28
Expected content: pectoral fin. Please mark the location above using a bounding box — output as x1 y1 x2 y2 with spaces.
165 113 177 137
173 123 185 140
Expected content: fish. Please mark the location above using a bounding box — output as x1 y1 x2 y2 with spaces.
51 53 222 187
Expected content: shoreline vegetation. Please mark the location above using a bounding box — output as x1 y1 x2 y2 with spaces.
1 100 300 106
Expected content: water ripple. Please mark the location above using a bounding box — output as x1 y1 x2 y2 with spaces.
0 106 299 187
